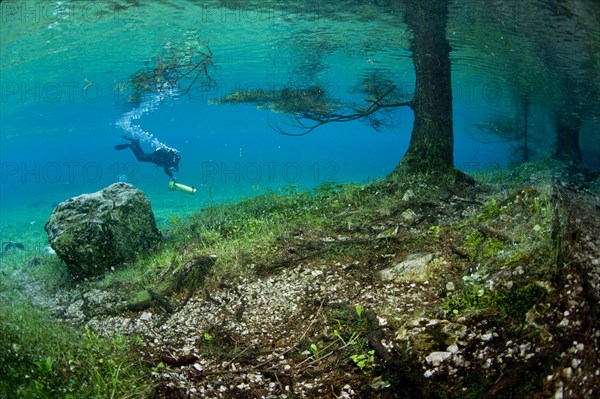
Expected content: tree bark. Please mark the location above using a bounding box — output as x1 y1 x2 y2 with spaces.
397 0 454 174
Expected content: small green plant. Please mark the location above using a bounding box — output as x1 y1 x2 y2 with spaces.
355 304 364 318
334 327 359 347
481 197 498 216
152 362 165 373
203 332 214 341
309 343 320 360
350 349 376 374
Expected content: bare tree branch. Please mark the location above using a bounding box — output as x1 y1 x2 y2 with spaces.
124 38 214 103
269 85 413 136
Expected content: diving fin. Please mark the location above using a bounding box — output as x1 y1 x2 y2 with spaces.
114 144 131 150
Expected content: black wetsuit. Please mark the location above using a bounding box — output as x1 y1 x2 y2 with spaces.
115 138 180 179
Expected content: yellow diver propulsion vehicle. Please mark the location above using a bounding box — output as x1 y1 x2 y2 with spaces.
168 181 196 194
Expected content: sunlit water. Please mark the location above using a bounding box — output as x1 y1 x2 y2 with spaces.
1 1 599 256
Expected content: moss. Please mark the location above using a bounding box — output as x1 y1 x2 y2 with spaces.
446 283 546 322
482 237 505 259
457 373 494 399
412 323 453 352
462 230 485 260
494 283 546 322
477 197 500 221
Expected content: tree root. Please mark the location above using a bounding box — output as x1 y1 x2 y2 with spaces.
111 256 215 316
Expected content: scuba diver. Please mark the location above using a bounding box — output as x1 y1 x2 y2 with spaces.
114 137 181 179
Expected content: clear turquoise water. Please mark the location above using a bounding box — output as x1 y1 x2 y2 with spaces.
1 1 598 255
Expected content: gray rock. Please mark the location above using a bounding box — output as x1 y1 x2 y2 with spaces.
379 253 444 282
425 351 452 366
44 183 160 278
400 209 418 222
402 189 415 202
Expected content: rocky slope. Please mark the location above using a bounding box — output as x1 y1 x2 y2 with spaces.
9 172 600 398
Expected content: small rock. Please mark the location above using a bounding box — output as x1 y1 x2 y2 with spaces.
481 333 493 341
554 381 564 399
139 312 152 321
447 344 459 354
401 209 418 222
378 253 441 282
402 189 415 202
425 351 452 366
558 318 569 327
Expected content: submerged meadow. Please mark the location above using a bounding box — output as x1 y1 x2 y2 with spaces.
1 1 600 398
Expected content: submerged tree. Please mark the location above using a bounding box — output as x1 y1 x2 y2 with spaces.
553 104 582 165
217 1 457 177
398 0 454 174
469 96 531 163
120 35 214 104
287 0 456 176
484 0 600 169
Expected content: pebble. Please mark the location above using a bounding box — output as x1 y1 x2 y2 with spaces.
402 189 415 201
447 344 459 354
481 333 493 341
424 369 435 378
554 381 564 399
425 351 452 366
139 312 152 321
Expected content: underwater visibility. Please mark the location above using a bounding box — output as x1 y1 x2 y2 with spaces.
1 1 600 398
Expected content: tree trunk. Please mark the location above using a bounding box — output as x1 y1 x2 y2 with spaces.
523 97 529 162
553 109 582 165
397 0 454 174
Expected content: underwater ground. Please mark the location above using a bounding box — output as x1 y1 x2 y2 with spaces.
2 1 600 398
1 162 599 398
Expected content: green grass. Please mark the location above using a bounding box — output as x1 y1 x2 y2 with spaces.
0 290 151 399
0 161 567 398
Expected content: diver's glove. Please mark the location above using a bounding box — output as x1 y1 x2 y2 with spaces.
168 167 178 181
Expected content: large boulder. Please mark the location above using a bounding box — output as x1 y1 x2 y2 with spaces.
44 183 160 278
